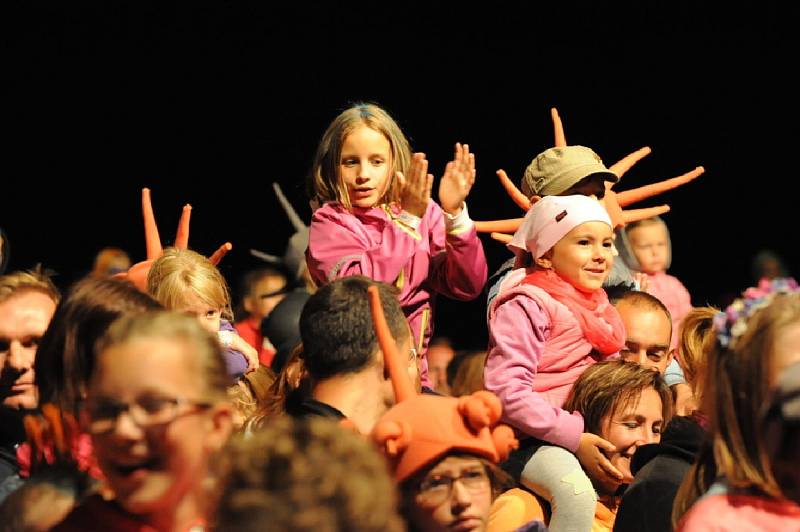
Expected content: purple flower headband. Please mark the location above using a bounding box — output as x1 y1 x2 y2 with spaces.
713 277 800 349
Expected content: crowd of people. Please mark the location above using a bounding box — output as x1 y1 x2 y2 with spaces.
0 102 798 531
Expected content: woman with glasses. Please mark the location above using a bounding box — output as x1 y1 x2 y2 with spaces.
371 390 528 532
54 311 234 531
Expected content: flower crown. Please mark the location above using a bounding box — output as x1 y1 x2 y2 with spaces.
713 277 800 349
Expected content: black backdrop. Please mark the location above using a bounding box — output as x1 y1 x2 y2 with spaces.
5 2 799 349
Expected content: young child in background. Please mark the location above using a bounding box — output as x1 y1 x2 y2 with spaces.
147 247 258 378
305 102 487 385
618 216 691 349
234 267 288 367
485 194 626 531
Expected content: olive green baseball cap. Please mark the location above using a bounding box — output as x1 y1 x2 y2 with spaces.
521 145 619 197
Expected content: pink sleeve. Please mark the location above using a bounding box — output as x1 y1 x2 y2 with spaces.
484 295 584 452
674 276 693 320
427 205 488 300
306 206 420 285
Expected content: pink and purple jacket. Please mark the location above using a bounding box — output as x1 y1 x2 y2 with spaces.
307 201 487 385
484 268 615 452
647 271 692 349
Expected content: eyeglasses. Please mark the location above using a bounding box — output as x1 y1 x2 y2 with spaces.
84 396 213 435
416 467 490 505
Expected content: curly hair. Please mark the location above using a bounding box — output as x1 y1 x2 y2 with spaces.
215 416 403 532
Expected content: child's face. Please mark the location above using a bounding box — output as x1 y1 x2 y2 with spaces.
339 125 393 208
627 223 668 275
89 338 231 516
245 275 287 320
560 174 607 200
407 455 493 532
178 291 222 334
546 221 615 293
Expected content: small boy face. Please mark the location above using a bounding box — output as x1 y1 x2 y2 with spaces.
627 223 669 275
560 174 607 200
246 275 287 320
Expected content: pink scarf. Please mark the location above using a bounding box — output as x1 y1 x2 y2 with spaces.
523 269 625 355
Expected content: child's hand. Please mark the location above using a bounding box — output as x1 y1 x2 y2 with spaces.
576 432 626 485
397 152 433 217
439 143 476 216
229 334 259 373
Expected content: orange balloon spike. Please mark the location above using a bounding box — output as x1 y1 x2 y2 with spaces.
608 147 652 179
616 166 704 207
209 242 233 265
41 404 67 457
367 285 415 403
474 218 524 234
174 204 192 249
621 205 671 225
142 188 163 260
490 232 513 244
496 170 531 211
601 189 626 229
551 107 567 148
23 415 45 462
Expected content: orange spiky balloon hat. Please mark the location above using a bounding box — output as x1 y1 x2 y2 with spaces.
367 285 518 482
114 188 233 291
474 107 704 242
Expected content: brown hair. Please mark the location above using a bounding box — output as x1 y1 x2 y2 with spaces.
307 103 412 209
449 350 487 397
215 416 404 532
35 276 162 415
564 360 673 435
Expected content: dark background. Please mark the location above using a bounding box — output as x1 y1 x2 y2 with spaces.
4 2 799 349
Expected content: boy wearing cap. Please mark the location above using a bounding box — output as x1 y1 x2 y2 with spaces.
485 194 627 531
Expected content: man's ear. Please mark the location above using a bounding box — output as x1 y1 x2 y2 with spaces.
666 348 675 366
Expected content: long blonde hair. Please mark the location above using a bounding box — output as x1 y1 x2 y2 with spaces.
673 291 800 526
307 103 412 209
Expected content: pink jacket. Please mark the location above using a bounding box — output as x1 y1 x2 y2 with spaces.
485 269 613 452
307 201 487 384
647 271 692 349
678 493 800 531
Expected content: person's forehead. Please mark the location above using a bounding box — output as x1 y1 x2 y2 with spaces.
255 275 286 290
0 291 56 333
628 223 666 239
94 337 199 393
619 305 671 343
